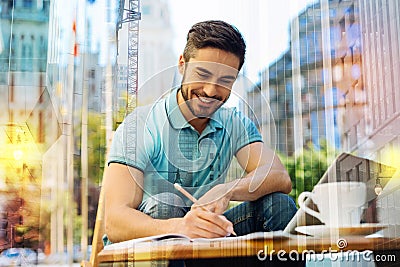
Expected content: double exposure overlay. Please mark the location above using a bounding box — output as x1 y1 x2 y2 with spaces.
0 0 399 264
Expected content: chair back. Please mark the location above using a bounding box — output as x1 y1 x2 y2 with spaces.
81 184 105 267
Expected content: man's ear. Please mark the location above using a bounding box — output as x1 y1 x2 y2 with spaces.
178 55 185 75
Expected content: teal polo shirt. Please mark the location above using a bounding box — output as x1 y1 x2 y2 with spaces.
108 88 263 204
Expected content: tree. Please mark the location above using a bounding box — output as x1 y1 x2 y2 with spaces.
73 112 105 245
280 140 331 205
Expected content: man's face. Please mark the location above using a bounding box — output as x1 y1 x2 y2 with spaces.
179 48 240 119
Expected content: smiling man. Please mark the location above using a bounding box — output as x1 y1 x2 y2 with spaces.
103 20 297 244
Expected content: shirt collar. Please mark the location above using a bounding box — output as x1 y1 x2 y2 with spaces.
166 88 224 132
166 88 191 129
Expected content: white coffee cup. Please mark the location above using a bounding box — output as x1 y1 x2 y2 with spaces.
298 182 367 227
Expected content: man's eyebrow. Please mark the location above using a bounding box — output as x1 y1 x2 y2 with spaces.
196 66 237 80
196 66 213 74
219 74 237 80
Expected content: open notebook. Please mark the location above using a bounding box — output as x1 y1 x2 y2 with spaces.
103 230 292 250
284 152 396 235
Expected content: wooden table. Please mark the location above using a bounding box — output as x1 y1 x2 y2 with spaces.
98 235 400 266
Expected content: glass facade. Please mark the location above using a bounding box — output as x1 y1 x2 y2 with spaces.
247 0 400 222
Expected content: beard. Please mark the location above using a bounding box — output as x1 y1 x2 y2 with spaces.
180 86 227 119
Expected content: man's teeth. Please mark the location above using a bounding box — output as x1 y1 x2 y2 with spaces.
199 97 213 103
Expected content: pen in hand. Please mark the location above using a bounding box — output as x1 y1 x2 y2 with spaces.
173 183 237 237
174 183 198 204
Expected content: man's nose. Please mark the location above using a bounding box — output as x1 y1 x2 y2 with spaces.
202 82 218 97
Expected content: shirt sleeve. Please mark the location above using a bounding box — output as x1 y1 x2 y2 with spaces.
108 109 155 171
233 110 263 153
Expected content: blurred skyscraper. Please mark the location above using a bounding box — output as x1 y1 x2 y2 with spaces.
0 0 50 124
0 0 51 251
249 0 400 237
249 0 400 162
248 0 353 156
0 0 118 258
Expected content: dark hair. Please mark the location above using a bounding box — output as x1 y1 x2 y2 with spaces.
183 20 246 71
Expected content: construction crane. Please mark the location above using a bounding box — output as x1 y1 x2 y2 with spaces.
117 0 141 114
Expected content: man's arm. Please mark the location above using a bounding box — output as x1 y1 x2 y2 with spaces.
230 141 292 200
196 142 292 214
103 163 234 242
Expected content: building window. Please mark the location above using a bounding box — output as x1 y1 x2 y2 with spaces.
348 4 355 26
10 34 16 63
339 17 345 38
39 36 47 71
9 75 14 102
23 0 33 8
8 0 14 9
38 111 44 143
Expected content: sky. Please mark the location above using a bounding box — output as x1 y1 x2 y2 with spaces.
169 0 315 82
85 0 315 80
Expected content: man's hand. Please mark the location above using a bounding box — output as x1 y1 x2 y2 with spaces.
171 207 234 238
195 184 232 214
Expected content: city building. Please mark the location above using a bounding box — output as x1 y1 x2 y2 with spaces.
336 0 400 236
0 0 51 251
248 0 357 156
339 0 400 157
45 0 116 260
0 0 115 258
250 0 400 236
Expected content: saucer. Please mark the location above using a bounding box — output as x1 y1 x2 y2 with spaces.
295 223 387 237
